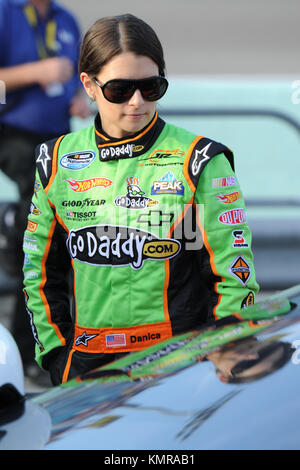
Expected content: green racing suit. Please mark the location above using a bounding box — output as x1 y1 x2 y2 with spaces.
23 111 259 384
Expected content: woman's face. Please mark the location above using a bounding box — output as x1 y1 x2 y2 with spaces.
81 52 159 139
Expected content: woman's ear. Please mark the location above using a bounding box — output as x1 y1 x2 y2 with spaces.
80 72 96 100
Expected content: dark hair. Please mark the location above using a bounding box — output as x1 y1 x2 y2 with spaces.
79 14 166 77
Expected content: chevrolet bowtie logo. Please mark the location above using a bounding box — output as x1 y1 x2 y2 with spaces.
137 210 174 227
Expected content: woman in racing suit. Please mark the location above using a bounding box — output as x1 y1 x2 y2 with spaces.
23 14 259 385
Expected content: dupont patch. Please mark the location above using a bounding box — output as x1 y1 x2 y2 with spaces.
241 292 255 308
60 150 96 170
218 208 246 225
229 255 251 286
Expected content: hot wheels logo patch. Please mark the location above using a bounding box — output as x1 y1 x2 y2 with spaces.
66 177 113 192
216 191 241 204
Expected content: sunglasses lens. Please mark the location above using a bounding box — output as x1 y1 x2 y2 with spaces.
102 77 168 103
140 77 168 101
103 81 135 103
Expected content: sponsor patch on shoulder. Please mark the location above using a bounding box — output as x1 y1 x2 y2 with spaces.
218 208 246 225
26 220 38 233
216 191 241 204
34 180 41 197
212 176 237 188
60 150 96 170
241 291 255 308
229 255 251 286
232 229 249 247
29 202 41 216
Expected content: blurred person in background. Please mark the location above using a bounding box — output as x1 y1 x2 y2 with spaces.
0 0 91 385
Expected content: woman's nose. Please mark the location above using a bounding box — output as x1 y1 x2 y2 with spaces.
128 88 144 106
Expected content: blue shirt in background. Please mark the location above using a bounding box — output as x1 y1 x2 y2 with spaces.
0 0 82 136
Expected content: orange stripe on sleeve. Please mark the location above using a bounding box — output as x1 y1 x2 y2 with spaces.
183 135 203 193
48 198 69 234
45 134 65 193
39 217 66 346
163 197 195 322
62 349 75 383
193 202 225 320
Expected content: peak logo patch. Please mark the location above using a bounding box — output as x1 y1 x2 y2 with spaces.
151 171 184 195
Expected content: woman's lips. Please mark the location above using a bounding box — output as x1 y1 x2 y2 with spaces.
125 113 145 119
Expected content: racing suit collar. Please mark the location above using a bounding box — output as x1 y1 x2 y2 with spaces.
94 111 165 162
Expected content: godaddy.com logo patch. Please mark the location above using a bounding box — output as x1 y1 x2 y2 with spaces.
67 225 181 270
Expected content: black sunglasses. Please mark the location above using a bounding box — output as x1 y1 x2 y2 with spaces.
92 76 168 103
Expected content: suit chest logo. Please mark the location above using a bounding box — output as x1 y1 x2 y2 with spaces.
151 171 184 195
115 177 158 209
60 150 96 170
67 225 181 270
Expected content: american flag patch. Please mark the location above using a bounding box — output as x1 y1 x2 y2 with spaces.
106 334 126 347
